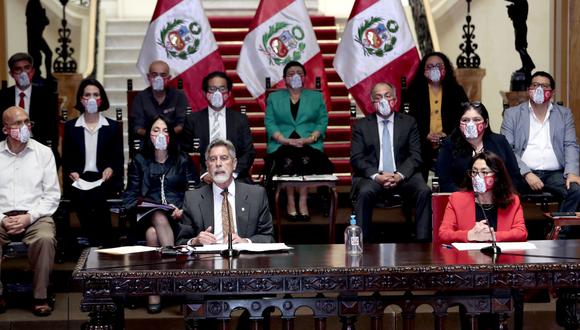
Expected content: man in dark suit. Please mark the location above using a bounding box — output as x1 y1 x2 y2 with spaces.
182 71 255 183
176 139 274 245
351 82 432 242
0 53 59 165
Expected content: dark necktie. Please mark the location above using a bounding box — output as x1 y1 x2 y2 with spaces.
18 92 25 109
221 189 234 239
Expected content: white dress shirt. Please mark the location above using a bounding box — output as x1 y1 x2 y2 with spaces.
212 181 237 244
75 114 109 173
14 86 31 114
0 139 61 224
370 114 398 180
521 102 561 171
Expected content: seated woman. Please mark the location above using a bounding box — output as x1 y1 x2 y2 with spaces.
63 78 124 247
405 52 468 180
123 115 198 313
439 151 528 243
265 61 333 221
436 101 524 192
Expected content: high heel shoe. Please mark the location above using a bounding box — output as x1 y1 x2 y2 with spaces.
147 296 162 314
287 212 299 222
298 213 311 222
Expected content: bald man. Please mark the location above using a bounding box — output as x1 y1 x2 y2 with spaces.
0 106 60 316
130 60 189 138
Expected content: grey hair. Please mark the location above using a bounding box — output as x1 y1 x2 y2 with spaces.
370 82 397 100
205 138 237 160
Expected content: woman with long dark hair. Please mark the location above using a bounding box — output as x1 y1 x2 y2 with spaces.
439 151 528 243
123 115 198 313
436 101 524 192
405 52 469 179
63 78 123 247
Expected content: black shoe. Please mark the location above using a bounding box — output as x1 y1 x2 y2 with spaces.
147 303 162 314
299 213 311 222
287 213 299 222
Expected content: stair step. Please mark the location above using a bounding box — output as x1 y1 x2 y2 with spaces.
208 15 336 28
223 54 336 70
213 26 337 42
218 41 338 56
225 67 341 84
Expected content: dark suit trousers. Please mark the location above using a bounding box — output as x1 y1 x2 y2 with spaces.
530 170 580 212
352 173 432 242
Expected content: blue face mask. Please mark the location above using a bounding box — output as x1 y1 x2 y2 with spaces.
210 90 224 109
289 74 303 89
152 76 164 92
85 98 99 114
17 71 31 88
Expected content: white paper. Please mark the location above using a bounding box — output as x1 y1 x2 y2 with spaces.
452 242 537 251
96 245 159 255
272 175 304 181
193 243 293 253
72 178 104 191
302 174 338 181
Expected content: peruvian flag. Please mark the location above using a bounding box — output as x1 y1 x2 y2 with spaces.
137 0 225 111
236 0 331 110
333 0 420 114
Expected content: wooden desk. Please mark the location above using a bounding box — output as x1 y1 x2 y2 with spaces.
545 212 580 239
273 179 338 242
73 241 580 329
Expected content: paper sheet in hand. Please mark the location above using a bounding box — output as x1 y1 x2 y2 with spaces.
193 243 293 253
452 242 537 251
72 178 104 191
137 202 175 222
96 245 158 255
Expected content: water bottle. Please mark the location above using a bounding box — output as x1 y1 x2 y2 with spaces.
344 215 363 255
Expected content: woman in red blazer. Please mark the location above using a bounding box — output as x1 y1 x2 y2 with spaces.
439 151 528 243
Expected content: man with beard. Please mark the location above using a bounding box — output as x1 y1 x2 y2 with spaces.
176 139 274 245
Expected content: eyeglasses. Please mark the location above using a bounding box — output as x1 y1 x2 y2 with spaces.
425 63 444 70
468 170 495 177
286 71 305 77
460 117 484 124
6 119 34 128
149 72 169 78
207 86 228 93
11 64 33 74
530 82 552 90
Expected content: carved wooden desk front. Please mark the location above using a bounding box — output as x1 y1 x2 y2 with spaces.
73 241 580 329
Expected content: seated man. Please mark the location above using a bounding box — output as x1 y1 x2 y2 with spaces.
350 82 432 242
501 71 580 213
130 60 189 138
182 71 255 184
177 139 274 245
0 52 60 166
0 106 60 316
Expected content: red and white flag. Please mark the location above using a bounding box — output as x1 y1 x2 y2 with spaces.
236 0 331 110
333 0 420 114
137 0 225 111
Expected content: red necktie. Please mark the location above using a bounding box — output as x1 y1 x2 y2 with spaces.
18 92 25 109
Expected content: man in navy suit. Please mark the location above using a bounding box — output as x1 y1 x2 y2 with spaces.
501 71 580 212
182 71 255 183
176 139 273 245
0 53 59 165
350 82 432 242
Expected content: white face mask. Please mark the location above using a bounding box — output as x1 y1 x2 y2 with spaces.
375 98 392 117
463 120 478 139
152 76 164 92
153 133 168 150
532 86 545 104
17 71 31 88
85 98 99 114
472 174 487 193
210 90 224 109
10 124 31 144
427 67 441 82
289 74 303 89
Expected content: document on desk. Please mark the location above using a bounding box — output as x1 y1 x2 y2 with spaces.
96 246 159 255
272 175 338 181
452 242 537 251
193 243 293 253
72 178 104 191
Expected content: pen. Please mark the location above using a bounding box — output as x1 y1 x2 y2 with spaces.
441 244 453 249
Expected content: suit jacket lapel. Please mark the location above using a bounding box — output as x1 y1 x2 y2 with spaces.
521 105 530 148
369 115 380 162
392 113 403 158
201 185 215 230
200 108 210 146
225 108 235 141
279 90 294 125
234 182 249 237
76 125 86 164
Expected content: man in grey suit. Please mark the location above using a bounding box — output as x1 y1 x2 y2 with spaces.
177 139 274 245
351 82 431 242
501 71 580 212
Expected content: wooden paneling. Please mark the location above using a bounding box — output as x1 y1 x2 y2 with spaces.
569 1 580 140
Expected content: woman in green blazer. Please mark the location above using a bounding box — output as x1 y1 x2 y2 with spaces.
265 61 333 221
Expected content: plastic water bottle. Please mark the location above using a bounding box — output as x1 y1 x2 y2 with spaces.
345 215 363 255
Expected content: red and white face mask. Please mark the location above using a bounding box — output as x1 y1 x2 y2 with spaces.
528 86 552 104
460 120 486 139
151 132 169 150
374 98 398 117
472 173 495 193
425 66 446 83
